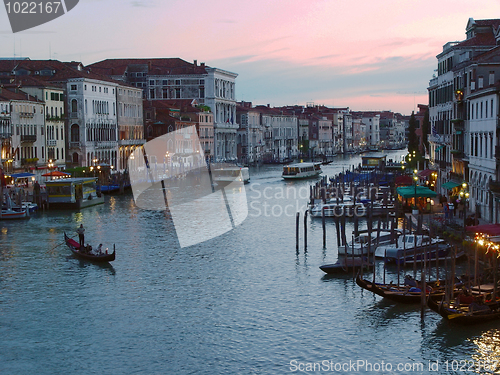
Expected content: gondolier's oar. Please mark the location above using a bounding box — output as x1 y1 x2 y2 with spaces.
47 235 76 252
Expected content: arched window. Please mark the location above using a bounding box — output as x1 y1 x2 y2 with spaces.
71 124 80 142
72 152 79 164
71 99 77 113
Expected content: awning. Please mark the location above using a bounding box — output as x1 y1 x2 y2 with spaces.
396 186 438 198
8 172 35 179
442 181 461 190
418 169 434 178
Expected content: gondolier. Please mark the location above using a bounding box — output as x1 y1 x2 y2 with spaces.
76 224 85 250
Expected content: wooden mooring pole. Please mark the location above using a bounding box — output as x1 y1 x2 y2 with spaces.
296 212 300 253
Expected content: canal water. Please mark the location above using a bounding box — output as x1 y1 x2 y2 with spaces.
1 150 499 374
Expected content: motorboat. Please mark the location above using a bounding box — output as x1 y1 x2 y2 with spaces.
282 162 322 179
375 233 446 262
338 229 399 256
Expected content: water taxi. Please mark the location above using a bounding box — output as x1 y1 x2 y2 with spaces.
45 177 104 209
282 163 322 180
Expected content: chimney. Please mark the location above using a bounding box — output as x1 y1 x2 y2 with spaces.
194 60 197 67
200 62 205 68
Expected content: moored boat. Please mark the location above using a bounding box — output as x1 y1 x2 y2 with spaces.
338 229 399 256
319 257 373 275
427 295 500 325
1 207 29 220
64 232 115 262
356 274 454 304
282 162 322 180
375 233 446 260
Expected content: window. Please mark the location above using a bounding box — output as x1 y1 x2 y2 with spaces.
150 89 155 99
150 80 155 86
70 84 77 91
490 71 495 85
71 99 77 113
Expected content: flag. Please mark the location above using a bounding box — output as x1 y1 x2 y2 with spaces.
436 145 445 152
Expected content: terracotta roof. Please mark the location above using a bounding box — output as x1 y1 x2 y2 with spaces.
0 87 44 102
0 59 134 87
88 58 208 76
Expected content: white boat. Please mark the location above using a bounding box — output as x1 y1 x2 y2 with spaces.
1 194 29 220
212 165 250 184
374 233 445 260
1 208 29 220
21 201 38 213
282 163 322 179
338 229 399 256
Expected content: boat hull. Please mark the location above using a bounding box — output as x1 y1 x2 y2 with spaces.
64 232 115 262
427 296 500 325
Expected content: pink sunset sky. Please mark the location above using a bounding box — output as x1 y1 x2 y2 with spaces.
1 0 500 115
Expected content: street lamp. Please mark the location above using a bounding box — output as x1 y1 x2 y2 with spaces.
413 169 419 214
459 182 470 231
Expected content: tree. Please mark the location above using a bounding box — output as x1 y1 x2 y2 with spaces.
408 111 418 154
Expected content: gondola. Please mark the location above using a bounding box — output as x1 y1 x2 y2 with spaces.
319 257 373 275
64 232 115 262
355 274 452 304
427 295 500 325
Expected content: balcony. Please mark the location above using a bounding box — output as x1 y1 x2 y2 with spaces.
47 140 57 147
19 112 34 118
490 180 500 195
69 141 81 148
21 135 36 143
69 113 78 119
0 132 12 139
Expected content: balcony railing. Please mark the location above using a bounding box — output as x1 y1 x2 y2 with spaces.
451 150 464 159
21 135 36 143
69 141 81 148
47 140 57 147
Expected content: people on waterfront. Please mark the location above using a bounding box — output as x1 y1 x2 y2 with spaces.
77 224 85 250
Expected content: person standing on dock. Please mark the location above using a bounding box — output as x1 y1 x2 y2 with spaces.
77 224 85 250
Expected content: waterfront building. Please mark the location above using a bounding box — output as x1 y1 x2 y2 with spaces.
116 85 145 171
315 115 334 156
0 95 12 173
254 105 298 162
0 59 145 171
0 88 45 174
236 102 264 164
428 18 500 198
13 77 66 170
89 58 238 161
143 99 212 170
379 111 406 150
